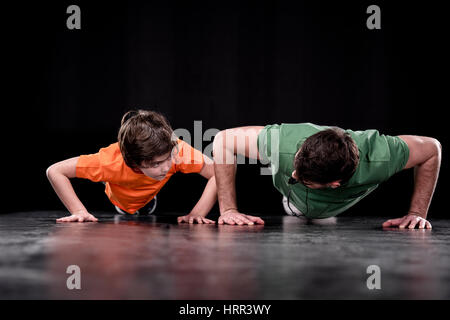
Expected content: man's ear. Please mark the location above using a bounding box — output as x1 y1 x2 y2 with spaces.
292 171 298 180
329 181 341 189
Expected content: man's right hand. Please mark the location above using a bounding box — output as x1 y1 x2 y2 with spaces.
56 210 98 223
218 210 265 225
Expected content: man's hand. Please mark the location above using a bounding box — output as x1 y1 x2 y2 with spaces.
382 214 432 229
218 210 265 226
56 210 98 223
177 214 215 224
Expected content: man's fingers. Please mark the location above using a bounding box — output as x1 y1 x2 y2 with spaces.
383 216 432 230
245 215 265 225
203 218 215 224
218 213 264 226
235 216 254 225
418 219 426 229
383 218 404 227
408 216 421 229
224 217 236 225
195 217 203 224
233 217 245 225
399 216 414 229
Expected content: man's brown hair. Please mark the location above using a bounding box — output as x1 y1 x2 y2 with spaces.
118 109 177 169
294 127 359 185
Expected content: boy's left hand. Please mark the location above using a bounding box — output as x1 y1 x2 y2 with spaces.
382 214 432 229
177 214 216 224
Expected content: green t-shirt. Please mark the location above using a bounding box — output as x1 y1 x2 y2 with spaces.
257 123 410 219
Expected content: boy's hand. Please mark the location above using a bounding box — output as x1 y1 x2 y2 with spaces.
382 214 432 229
218 210 265 226
177 214 215 224
56 211 98 223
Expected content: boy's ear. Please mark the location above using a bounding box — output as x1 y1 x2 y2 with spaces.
132 167 144 174
291 171 298 179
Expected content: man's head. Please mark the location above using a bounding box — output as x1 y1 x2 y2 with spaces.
118 110 177 180
292 127 359 189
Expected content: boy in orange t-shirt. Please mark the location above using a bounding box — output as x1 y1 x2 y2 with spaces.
47 110 217 224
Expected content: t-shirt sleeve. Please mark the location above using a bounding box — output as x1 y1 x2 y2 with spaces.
174 140 205 173
257 124 280 165
386 135 410 177
76 152 104 182
360 130 411 183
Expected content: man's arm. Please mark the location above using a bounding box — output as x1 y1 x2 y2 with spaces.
212 126 265 225
177 157 217 224
46 157 98 222
382 135 441 229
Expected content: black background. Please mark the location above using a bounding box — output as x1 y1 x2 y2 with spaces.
2 0 448 218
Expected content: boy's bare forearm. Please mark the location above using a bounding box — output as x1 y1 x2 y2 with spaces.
47 160 88 215
189 176 217 216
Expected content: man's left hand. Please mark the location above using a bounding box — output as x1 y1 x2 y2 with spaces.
382 214 432 229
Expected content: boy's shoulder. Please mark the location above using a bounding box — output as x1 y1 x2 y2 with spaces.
81 142 127 171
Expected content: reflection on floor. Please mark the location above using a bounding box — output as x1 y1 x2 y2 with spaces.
1 211 449 299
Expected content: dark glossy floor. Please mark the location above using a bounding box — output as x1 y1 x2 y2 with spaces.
1 211 449 299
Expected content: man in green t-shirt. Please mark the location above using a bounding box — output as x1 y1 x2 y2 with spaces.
212 123 441 229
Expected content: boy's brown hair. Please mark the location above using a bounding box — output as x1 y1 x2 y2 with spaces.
118 110 177 169
294 127 359 185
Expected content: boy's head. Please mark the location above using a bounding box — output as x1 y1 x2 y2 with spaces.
118 110 177 180
292 127 359 189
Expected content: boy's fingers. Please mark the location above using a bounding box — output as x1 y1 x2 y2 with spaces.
57 216 77 222
426 221 432 229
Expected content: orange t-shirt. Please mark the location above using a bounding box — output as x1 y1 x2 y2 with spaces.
76 139 205 214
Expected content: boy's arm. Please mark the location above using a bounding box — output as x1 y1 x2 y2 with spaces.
212 126 265 226
382 135 441 229
46 157 98 222
177 156 216 224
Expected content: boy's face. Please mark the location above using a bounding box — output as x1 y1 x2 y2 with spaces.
139 151 173 181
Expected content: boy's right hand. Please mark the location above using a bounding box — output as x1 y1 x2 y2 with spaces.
56 210 98 223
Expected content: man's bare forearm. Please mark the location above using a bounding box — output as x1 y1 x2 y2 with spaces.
214 162 238 214
213 130 239 214
408 152 441 218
